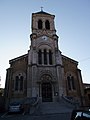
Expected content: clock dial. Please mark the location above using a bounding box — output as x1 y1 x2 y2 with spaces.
42 36 47 40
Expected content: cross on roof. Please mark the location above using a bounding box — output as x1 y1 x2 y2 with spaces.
41 7 43 11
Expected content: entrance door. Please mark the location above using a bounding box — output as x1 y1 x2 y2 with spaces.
42 82 52 102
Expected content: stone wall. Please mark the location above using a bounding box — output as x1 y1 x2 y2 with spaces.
0 96 5 112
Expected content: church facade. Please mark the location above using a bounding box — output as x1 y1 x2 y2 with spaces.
5 10 85 107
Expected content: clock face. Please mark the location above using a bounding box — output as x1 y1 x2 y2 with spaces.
42 36 47 41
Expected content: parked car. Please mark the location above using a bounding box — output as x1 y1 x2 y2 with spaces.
8 101 23 113
71 109 90 120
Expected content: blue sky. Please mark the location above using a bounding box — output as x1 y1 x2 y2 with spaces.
0 0 90 88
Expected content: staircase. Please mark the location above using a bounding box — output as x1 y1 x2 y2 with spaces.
34 98 75 115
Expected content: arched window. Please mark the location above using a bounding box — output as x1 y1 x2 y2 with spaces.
67 75 76 90
44 49 47 64
15 75 23 91
71 76 75 90
15 76 19 91
38 49 53 65
45 20 50 30
38 49 42 64
20 76 23 91
38 20 42 29
49 50 52 65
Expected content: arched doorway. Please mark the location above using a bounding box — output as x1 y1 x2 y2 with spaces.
42 82 52 102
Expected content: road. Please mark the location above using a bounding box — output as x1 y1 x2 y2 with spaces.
0 112 71 120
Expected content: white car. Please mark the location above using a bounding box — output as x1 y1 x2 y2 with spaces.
9 102 23 113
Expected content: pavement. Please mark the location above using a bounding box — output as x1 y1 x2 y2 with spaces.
0 99 74 120
0 112 72 120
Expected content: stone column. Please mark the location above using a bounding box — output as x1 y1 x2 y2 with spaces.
27 66 32 97
77 69 85 106
55 50 64 98
56 65 64 97
43 20 45 29
31 65 38 97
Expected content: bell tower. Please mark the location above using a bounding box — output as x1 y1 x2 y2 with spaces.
29 9 60 64
31 9 56 35
27 10 65 101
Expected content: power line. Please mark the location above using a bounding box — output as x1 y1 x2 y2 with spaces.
80 57 90 62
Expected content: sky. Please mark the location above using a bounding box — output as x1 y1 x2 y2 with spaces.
0 0 90 88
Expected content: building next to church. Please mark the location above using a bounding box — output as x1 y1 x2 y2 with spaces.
5 10 85 108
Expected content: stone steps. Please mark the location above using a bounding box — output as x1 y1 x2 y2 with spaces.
35 101 74 115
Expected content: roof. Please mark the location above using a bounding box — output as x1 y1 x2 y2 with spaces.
9 54 28 64
62 54 78 65
33 10 53 16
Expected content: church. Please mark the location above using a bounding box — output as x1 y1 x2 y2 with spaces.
5 10 85 108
